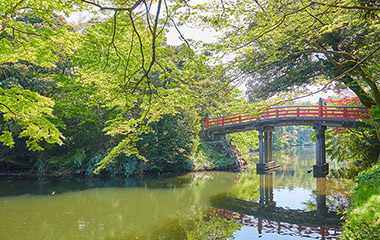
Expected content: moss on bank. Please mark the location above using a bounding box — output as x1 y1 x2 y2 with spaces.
342 163 380 240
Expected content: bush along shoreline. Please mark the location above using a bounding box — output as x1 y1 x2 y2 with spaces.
341 163 380 240
0 139 244 178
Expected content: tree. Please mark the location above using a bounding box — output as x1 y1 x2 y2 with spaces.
0 1 82 150
0 1 213 172
189 0 380 140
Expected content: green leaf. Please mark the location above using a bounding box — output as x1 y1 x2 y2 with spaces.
0 131 15 148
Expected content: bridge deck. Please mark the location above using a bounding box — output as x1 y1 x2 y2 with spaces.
207 117 370 135
206 104 370 135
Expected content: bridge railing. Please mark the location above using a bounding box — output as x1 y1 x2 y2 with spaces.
206 104 370 128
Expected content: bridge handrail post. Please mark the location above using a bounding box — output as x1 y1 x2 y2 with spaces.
318 98 323 117
343 108 348 118
206 113 210 128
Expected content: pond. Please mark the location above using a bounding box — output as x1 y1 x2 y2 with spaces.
0 146 352 239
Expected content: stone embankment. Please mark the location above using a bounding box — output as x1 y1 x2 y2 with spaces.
206 140 248 171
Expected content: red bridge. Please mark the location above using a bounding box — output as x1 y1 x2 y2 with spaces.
206 103 370 128
205 100 371 177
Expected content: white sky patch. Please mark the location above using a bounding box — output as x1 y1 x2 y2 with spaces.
299 89 336 103
166 26 218 45
66 11 89 24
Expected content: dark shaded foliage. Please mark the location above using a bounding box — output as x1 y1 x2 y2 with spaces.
245 24 379 109
138 113 198 173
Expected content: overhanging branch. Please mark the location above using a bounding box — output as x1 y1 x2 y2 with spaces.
0 103 27 118
81 0 144 12
311 1 380 11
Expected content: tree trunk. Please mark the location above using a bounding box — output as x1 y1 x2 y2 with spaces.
340 75 376 108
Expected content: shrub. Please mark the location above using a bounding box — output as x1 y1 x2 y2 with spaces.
342 163 380 240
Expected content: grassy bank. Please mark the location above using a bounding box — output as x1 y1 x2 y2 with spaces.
342 163 380 240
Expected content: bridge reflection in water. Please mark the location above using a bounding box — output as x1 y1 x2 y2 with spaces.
210 173 341 239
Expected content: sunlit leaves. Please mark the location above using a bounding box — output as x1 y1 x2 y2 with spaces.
342 163 380 240
0 88 64 150
0 1 82 67
72 9 209 171
0 130 15 148
93 85 200 173
0 2 82 153
74 11 160 105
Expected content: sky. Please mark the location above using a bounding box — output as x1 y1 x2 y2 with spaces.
166 26 218 46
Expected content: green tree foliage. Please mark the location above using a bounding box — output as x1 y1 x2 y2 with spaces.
0 88 63 150
34 110 200 176
138 112 200 172
320 95 380 177
189 0 380 140
0 0 241 174
342 163 380 239
0 1 150 172
69 8 240 172
7 0 371 176
273 126 313 150
0 1 79 67
228 125 312 155
326 127 380 178
0 2 78 151
352 0 380 20
228 131 259 154
0 13 80 169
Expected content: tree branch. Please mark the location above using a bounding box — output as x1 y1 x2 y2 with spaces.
0 103 26 118
332 44 380 83
325 49 356 61
311 1 380 11
81 0 144 12
278 82 333 104
310 42 341 67
130 0 162 94
234 3 314 49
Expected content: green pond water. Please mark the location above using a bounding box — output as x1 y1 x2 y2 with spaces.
0 146 353 239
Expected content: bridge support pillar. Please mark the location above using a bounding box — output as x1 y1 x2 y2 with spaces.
258 130 264 164
313 125 329 177
264 127 273 163
257 127 279 174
